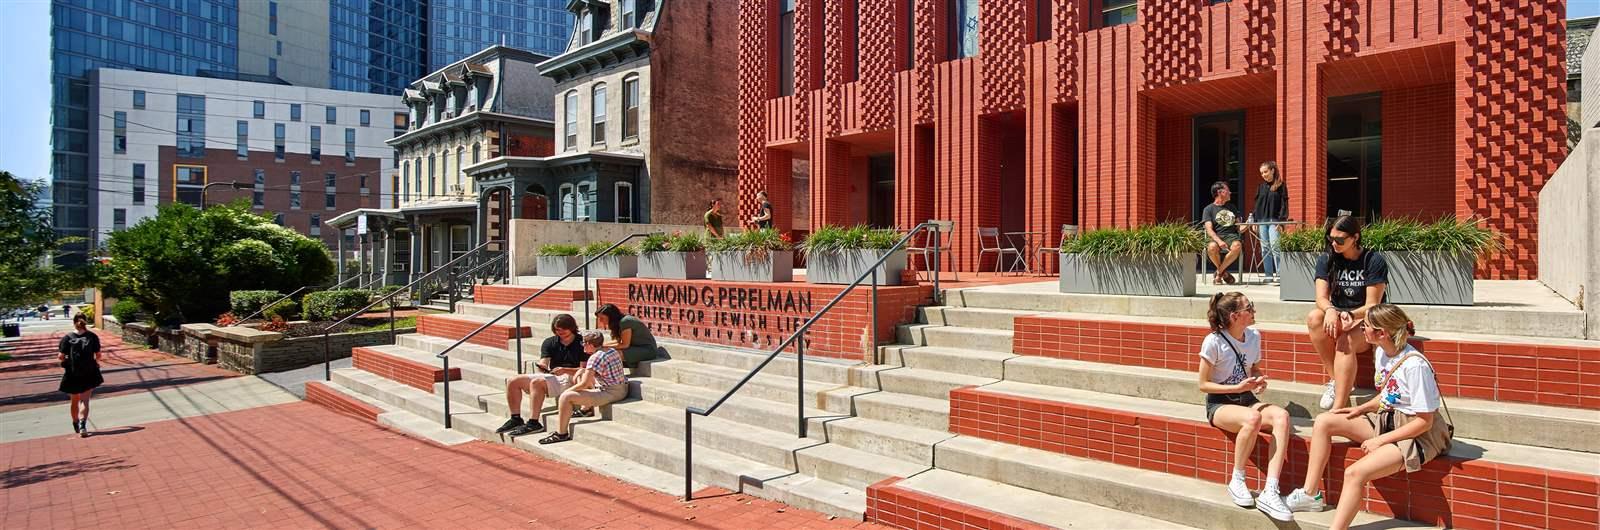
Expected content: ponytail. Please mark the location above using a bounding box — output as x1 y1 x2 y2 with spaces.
1207 292 1248 331
1366 304 1413 346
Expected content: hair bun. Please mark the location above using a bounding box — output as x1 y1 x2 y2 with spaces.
1405 321 1416 335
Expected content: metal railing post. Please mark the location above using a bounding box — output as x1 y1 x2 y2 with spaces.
323 332 331 381
388 303 396 343
683 410 694 501
871 269 879 362
796 331 805 438
514 308 524 374
447 267 458 311
932 225 942 304
582 264 591 329
443 355 452 429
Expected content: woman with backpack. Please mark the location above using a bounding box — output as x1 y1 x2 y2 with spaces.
1285 304 1454 529
59 313 104 437
1198 292 1295 522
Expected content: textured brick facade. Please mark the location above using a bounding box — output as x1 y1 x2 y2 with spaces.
305 381 383 422
948 386 1600 529
1012 315 1600 409
415 314 531 350
736 0 1567 278
865 477 1053 530
351 346 461 392
473 284 590 312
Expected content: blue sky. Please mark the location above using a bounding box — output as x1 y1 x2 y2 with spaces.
4 1 1600 185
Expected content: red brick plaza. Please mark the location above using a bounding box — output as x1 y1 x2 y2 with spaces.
734 0 1567 278
0 332 237 414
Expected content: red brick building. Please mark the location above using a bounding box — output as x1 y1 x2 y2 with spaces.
735 0 1567 278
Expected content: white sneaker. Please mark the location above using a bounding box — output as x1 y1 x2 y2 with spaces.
1283 488 1327 513
1318 381 1337 410
1227 479 1255 508
1256 491 1295 522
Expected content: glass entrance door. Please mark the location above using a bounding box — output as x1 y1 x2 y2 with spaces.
1193 111 1245 220
867 154 895 228
1327 93 1382 219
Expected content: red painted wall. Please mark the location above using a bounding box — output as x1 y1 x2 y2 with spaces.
736 0 1567 278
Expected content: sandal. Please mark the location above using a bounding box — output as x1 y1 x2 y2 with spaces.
538 432 572 445
572 407 593 418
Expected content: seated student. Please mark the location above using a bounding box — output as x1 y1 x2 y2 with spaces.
1199 292 1295 522
1306 215 1388 411
1202 182 1247 284
538 331 629 445
594 303 657 367
496 314 588 435
1285 304 1454 530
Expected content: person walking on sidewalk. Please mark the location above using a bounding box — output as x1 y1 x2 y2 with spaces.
1306 215 1388 410
538 331 629 445
59 313 104 437
1286 304 1453 530
1198 292 1295 522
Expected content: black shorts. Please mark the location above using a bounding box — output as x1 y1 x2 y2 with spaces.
1205 391 1260 427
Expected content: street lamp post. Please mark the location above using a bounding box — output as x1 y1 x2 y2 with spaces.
200 181 253 209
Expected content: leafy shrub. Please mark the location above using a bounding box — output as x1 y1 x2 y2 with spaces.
79 305 95 323
1059 224 1206 257
581 241 639 257
263 299 299 321
111 299 142 324
1276 217 1501 256
303 289 373 321
800 225 901 254
707 228 792 253
229 290 283 317
538 244 582 256
640 233 670 253
667 232 706 252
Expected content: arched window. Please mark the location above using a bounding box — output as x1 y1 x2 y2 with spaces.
427 153 436 196
402 160 411 201
564 90 578 150
576 181 595 221
558 183 577 221
591 83 607 145
471 143 480 164
622 74 641 140
414 157 423 199
455 147 465 194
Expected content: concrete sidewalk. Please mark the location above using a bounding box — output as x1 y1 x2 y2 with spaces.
0 376 298 443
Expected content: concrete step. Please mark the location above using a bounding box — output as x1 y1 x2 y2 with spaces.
850 391 949 432
977 380 1600 478
891 469 1199 529
646 359 876 415
310 379 475 446
917 305 1038 331
1005 355 1600 453
934 435 1430 530
897 324 1013 353
369 341 518 389
454 302 567 328
418 303 452 313
805 416 954 466
633 378 837 437
879 345 1016 379
869 366 994 400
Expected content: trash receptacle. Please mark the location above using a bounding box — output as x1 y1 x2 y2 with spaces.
2 323 20 338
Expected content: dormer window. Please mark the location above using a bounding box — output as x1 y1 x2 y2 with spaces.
575 3 611 46
621 0 636 28
579 10 592 45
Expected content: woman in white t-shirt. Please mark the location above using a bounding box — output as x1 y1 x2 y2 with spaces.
1285 304 1454 529
1198 292 1295 522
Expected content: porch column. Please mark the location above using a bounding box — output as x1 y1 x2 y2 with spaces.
410 218 423 283
336 228 345 281
356 230 365 286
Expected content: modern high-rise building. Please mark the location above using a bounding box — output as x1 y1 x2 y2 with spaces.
49 0 572 264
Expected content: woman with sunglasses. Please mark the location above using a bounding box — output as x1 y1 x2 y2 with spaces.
1286 304 1452 529
1305 215 1388 411
1199 292 1295 522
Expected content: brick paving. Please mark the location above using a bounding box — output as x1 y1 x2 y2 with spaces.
0 331 238 413
0 401 877 529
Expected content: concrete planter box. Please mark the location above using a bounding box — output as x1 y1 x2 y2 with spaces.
1058 253 1197 297
582 255 638 278
805 249 906 285
1278 251 1474 306
710 250 794 283
639 252 708 280
536 255 583 277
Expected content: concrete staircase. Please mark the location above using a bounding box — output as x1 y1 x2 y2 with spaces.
305 281 1600 529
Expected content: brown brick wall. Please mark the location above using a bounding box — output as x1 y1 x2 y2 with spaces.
157 146 384 248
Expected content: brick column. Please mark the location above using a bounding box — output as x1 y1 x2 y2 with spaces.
1275 0 1328 225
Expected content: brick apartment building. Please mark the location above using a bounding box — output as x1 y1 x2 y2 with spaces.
735 0 1567 278
90 69 407 248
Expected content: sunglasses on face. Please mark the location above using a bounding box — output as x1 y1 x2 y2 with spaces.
1329 236 1352 245
1237 304 1255 314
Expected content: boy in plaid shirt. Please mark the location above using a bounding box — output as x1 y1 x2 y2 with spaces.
539 331 629 445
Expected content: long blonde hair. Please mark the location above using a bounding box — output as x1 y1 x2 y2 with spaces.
1365 304 1414 347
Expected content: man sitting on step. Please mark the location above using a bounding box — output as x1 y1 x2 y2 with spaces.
496 314 588 436
538 331 629 445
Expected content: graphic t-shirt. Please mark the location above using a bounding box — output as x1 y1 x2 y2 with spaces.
1373 344 1441 415
1314 250 1389 309
540 335 588 369
1198 328 1261 385
1202 202 1241 240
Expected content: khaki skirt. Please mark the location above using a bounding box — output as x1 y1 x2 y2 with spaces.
1364 408 1453 473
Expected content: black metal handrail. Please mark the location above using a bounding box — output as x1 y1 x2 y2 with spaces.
682 221 942 500
443 252 509 311
433 233 658 429
320 240 503 381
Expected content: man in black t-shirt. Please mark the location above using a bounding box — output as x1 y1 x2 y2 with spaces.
497 315 588 435
1203 182 1245 284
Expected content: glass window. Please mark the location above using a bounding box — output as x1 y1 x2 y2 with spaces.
948 0 979 59
325 172 337 188
175 94 206 159
113 209 126 231
274 123 286 160
615 182 633 223
622 76 640 140
559 183 577 221
310 126 321 162
132 164 146 205
591 84 607 145
269 1 278 35
113 112 127 154
325 190 336 209
174 165 207 208
290 103 301 121
326 106 337 124
253 100 265 119
1102 0 1136 28
132 90 145 109
310 214 321 236
268 58 277 77
291 190 301 209
359 174 368 195
427 153 436 196
236 120 248 158
253 169 265 208
360 109 370 126
621 0 637 27
564 91 578 150
779 0 795 96
579 10 592 45
454 147 464 193
402 161 411 200
903 0 915 69
577 181 596 221
1035 0 1052 41
290 171 301 186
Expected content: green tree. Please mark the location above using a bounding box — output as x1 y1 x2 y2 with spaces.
0 171 65 310
105 201 334 323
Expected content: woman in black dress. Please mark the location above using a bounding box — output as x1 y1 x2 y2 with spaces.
59 313 103 437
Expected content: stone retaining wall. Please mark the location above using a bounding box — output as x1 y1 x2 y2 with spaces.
210 326 415 375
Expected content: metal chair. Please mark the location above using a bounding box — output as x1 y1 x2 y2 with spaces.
906 220 958 281
1196 220 1246 285
978 227 1023 275
1036 224 1079 274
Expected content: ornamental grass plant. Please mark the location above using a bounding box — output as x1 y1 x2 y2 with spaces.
800 225 901 255
641 232 706 253
537 244 582 256
1276 217 1501 256
708 228 792 264
580 241 639 257
1059 224 1206 257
